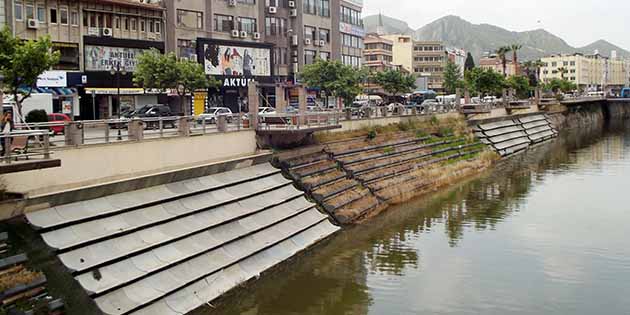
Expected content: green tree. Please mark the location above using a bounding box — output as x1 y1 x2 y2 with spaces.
543 78 577 94
510 43 522 73
0 27 60 119
372 69 416 102
443 60 463 94
301 59 367 107
506 75 531 99
465 67 506 97
464 52 476 72
134 49 218 115
495 46 512 77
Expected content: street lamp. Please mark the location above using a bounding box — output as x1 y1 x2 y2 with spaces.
110 63 127 140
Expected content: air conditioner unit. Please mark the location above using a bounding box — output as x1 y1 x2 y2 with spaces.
240 30 248 38
289 9 298 17
291 35 298 46
102 28 113 37
253 32 261 40
27 19 38 29
304 38 312 45
288 1 296 8
268 6 277 14
319 40 326 46
228 0 237 6
231 29 240 37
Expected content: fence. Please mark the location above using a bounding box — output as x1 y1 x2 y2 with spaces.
1 130 51 163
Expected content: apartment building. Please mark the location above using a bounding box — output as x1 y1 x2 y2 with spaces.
412 41 446 92
540 53 630 91
335 0 363 67
4 0 166 119
362 33 393 95
479 55 518 76
381 34 412 72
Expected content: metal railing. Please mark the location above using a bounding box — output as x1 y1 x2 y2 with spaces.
1 130 51 163
257 111 342 130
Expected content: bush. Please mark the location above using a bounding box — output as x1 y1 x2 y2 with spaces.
25 109 48 123
367 129 377 140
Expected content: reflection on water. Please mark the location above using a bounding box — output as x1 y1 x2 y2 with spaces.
200 122 630 315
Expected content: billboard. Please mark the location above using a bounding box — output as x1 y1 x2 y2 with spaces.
84 45 149 72
203 44 271 77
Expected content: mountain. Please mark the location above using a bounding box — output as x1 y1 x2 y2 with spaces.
363 15 630 61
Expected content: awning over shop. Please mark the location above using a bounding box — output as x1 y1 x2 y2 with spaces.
16 87 77 96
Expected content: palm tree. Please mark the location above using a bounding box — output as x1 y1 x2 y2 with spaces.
533 60 545 84
495 46 512 77
510 44 523 73
558 67 568 80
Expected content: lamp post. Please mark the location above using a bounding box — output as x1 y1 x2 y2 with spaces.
110 63 127 140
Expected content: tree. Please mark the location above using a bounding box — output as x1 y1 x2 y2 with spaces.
0 27 60 120
464 52 476 72
510 44 522 73
557 67 568 80
495 46 512 77
372 69 416 102
506 75 531 99
465 67 506 97
442 60 463 94
543 78 576 94
301 59 367 107
134 49 219 115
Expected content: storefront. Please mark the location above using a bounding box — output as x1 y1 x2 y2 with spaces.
196 38 275 114
36 70 80 118
80 36 164 119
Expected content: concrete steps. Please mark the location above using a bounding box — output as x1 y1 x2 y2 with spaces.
25 163 339 315
474 114 558 156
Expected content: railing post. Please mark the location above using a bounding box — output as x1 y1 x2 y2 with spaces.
128 118 145 141
4 137 11 164
159 118 164 138
217 115 228 133
177 116 190 137
202 117 207 134
105 122 110 144
64 122 84 146
43 132 50 159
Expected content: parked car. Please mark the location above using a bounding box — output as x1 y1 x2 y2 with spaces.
47 113 72 135
136 105 177 129
197 107 233 124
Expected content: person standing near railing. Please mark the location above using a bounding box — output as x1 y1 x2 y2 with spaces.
1 112 14 156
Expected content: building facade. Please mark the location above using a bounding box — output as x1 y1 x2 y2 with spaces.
412 41 446 92
382 34 412 73
4 0 166 119
479 55 518 77
540 53 630 91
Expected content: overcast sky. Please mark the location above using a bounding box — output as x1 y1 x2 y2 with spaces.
363 0 630 50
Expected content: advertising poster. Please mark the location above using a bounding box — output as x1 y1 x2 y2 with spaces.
84 45 149 72
203 44 271 77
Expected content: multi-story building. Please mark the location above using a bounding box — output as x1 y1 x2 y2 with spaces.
412 41 446 92
540 53 630 91
479 55 518 77
4 0 166 119
382 34 412 73
362 33 393 95
165 0 363 112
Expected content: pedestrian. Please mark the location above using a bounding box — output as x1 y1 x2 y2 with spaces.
1 112 13 156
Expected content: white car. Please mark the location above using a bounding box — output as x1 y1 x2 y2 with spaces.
197 107 233 124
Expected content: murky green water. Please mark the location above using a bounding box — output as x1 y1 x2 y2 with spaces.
201 123 630 315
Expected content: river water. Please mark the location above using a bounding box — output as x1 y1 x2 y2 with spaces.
201 123 630 315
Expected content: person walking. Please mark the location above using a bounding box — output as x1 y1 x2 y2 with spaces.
1 112 13 156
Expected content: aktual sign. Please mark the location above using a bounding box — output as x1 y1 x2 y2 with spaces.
37 71 67 87
222 77 256 88
84 45 149 72
339 22 365 38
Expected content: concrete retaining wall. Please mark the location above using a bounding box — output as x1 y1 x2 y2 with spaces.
328 112 460 133
3 130 258 197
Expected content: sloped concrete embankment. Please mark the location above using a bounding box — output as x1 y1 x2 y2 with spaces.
24 163 339 315
473 114 558 157
275 131 492 225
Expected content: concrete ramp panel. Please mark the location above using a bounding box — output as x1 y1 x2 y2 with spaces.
518 115 546 124
478 120 517 131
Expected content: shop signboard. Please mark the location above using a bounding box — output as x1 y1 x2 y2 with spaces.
84 45 149 72
339 22 365 37
203 44 271 77
37 71 67 87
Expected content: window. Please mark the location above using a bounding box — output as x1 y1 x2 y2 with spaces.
265 17 276 36
305 50 316 65
124 17 128 30
130 18 136 31
304 26 316 40
104 14 111 28
570 61 576 66
178 39 196 58
551 62 557 67
14 2 23 21
114 17 119 29
342 34 363 48
238 17 256 33
304 0 316 15
37 6 45 23
25 4 34 20
83 12 88 27
237 0 256 4
342 55 361 67
177 9 203 29
149 20 154 32
71 11 78 26
140 20 145 32
265 0 278 7
214 14 233 32
319 28 329 43
89 13 96 27
341 6 361 25
49 7 57 24
319 51 330 60
320 0 330 17
155 21 161 33
60 7 68 25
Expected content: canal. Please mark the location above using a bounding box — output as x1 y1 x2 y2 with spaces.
200 122 630 315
